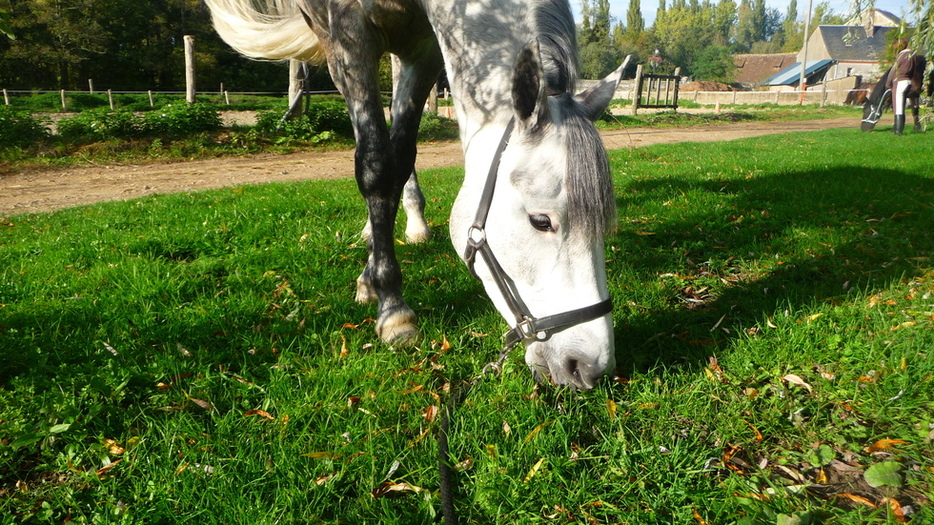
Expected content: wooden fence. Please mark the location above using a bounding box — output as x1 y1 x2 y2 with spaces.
631 65 681 115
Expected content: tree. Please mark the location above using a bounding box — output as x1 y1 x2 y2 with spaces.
3 0 109 89
626 0 645 35
711 0 737 46
0 6 12 39
733 0 766 51
774 0 799 51
651 4 712 74
580 0 612 45
908 0 933 56
692 45 736 83
0 0 309 91
578 0 623 78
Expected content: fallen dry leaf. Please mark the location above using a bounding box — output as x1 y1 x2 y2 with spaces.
339 333 350 358
522 420 555 444
837 493 876 508
454 456 475 471
243 409 276 420
864 439 908 454
782 374 813 392
315 474 335 485
96 459 122 477
744 420 763 444
301 451 341 460
523 457 546 483
103 439 125 455
884 497 909 522
188 398 215 412
371 481 424 498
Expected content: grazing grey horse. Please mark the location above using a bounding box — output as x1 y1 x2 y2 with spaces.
205 0 624 388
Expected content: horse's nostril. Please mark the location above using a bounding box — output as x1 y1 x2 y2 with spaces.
565 358 596 390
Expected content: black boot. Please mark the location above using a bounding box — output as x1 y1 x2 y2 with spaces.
893 115 905 135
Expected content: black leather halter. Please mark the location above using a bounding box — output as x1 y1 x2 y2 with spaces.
462 118 613 350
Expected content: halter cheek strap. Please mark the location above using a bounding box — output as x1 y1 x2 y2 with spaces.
462 118 613 350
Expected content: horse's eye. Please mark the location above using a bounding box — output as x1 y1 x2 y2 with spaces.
529 214 555 232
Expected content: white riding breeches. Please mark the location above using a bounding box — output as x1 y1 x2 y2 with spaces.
893 80 911 116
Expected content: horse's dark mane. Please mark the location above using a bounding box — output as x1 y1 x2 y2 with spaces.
558 96 616 237
530 1 614 237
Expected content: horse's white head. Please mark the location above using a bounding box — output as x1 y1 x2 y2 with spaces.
452 44 623 389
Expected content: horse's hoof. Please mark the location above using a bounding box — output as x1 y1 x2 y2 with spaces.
405 218 432 244
355 276 378 303
376 308 419 344
405 228 432 244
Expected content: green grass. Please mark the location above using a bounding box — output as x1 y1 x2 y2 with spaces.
2 128 933 524
599 105 861 130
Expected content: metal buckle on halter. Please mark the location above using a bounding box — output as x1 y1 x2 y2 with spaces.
464 225 487 278
515 318 547 341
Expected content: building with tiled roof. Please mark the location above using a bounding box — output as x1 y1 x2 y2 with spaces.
732 53 798 87
797 24 897 82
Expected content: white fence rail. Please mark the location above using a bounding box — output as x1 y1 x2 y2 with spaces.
1 89 343 110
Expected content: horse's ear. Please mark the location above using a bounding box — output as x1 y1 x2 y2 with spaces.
575 55 629 122
512 43 549 130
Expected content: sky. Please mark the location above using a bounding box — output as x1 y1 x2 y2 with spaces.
568 0 913 28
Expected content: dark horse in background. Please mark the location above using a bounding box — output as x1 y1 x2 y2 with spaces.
861 55 932 131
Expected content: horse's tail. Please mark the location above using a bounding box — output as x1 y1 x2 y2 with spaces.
205 0 323 63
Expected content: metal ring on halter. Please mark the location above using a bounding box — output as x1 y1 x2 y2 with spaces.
515 318 547 341
467 225 486 244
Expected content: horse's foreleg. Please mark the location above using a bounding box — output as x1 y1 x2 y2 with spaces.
321 29 419 343
365 55 432 245
911 96 922 132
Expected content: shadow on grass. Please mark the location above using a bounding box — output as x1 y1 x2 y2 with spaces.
611 164 934 372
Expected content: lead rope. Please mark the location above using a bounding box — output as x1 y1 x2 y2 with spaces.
440 119 518 524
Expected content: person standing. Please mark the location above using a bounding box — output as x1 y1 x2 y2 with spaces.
886 38 916 135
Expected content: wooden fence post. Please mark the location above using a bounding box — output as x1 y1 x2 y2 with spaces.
107 89 114 110
148 90 154 107
88 79 94 94
60 89 67 110
184 35 196 104
3 88 9 105
672 67 681 111
428 83 438 113
631 64 643 116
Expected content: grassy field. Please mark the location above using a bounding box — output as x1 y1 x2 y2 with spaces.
1 127 933 524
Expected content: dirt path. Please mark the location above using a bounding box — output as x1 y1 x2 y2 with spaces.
0 117 861 215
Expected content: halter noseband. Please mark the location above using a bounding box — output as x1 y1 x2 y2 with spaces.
462 118 613 350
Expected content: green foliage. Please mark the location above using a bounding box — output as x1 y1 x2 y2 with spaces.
55 104 221 140
691 45 737 83
864 461 903 488
580 40 626 80
141 103 222 135
254 101 353 142
0 106 49 148
418 112 459 141
57 108 142 140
